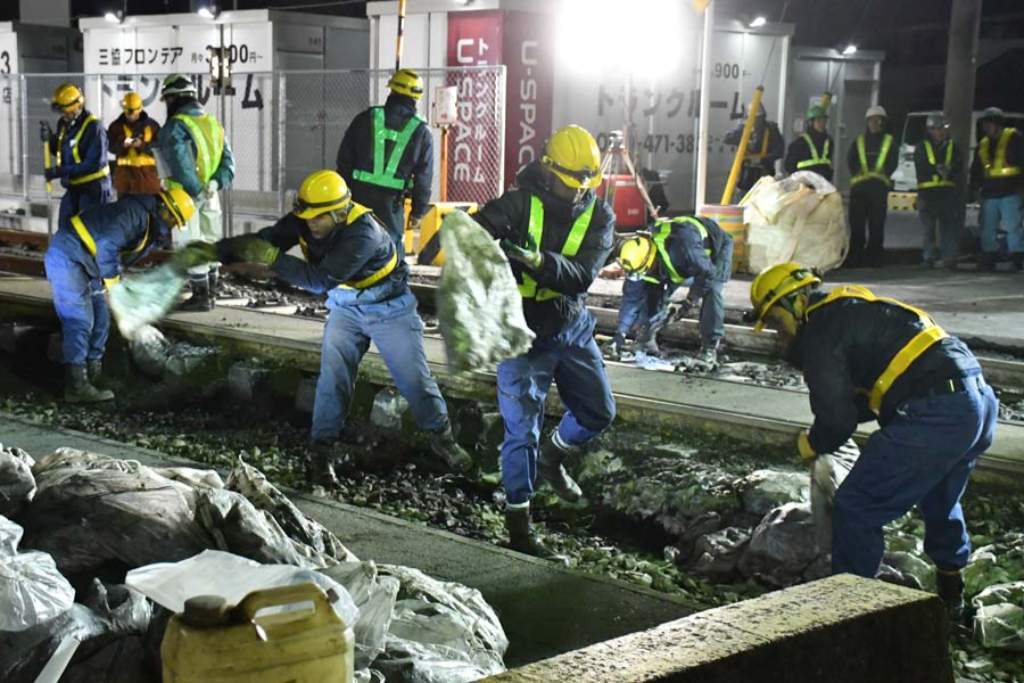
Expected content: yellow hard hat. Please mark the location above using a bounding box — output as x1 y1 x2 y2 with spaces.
294 170 351 220
159 188 196 228
52 83 84 112
542 125 603 190
387 69 424 100
121 91 143 112
749 262 821 332
619 234 657 277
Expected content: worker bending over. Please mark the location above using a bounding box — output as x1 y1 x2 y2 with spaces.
846 106 897 267
784 104 833 182
44 189 195 402
617 215 733 366
337 69 433 257
474 125 617 557
915 114 963 269
211 170 471 486
107 91 162 196
158 74 235 311
607 275 679 359
970 107 1024 272
750 263 997 621
45 83 113 231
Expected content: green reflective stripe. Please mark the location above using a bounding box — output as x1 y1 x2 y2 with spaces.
918 140 955 189
796 133 831 170
351 107 424 191
851 134 893 186
518 195 596 301
173 113 224 185
651 217 710 285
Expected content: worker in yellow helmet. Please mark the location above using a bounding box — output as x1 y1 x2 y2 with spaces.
44 82 114 233
157 73 236 311
472 125 617 557
749 262 996 622
107 91 162 196
616 212 733 366
212 169 472 486
336 68 432 257
43 189 195 402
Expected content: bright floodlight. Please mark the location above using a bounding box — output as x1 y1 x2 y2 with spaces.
104 11 121 23
556 0 685 78
842 44 858 55
197 6 216 18
749 16 767 28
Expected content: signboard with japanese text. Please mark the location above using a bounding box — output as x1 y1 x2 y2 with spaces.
0 32 17 75
502 11 554 188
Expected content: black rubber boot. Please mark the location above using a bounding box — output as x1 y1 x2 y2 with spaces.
937 568 966 625
179 274 214 312
1013 254 1024 272
427 423 474 473
307 441 341 489
66 365 114 403
537 433 582 503
980 253 997 273
606 333 625 361
636 323 661 356
504 507 553 558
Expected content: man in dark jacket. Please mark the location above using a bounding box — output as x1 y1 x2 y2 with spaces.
474 125 616 557
724 105 785 195
784 104 833 182
107 91 162 196
44 188 194 403
45 83 114 232
212 170 471 487
846 105 898 267
337 68 433 257
616 215 733 365
914 113 963 269
750 262 998 622
970 107 1024 271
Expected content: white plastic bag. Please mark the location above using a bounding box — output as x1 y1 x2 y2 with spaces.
109 264 187 339
810 441 859 552
0 517 75 632
125 549 359 628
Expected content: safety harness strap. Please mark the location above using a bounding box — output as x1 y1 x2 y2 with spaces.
979 128 1021 178
796 134 831 170
918 140 955 189
651 217 711 285
351 107 424 191
851 133 893 187
296 203 395 289
519 195 595 301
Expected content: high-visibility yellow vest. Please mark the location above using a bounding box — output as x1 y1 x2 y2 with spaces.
806 285 949 415
116 123 157 168
57 114 111 186
171 112 225 185
519 195 594 301
649 217 711 285
297 203 397 290
850 133 893 187
978 128 1021 179
351 107 424 191
918 140 955 190
796 134 831 171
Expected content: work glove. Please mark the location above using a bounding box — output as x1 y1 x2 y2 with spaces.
796 430 817 462
500 234 543 270
671 297 698 321
408 216 422 232
44 166 62 181
102 276 120 290
171 241 218 273
39 121 53 143
203 179 220 199
234 237 281 266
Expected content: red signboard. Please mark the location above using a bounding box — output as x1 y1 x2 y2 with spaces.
502 11 555 189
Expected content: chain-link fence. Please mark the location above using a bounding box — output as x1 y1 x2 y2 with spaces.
0 65 506 235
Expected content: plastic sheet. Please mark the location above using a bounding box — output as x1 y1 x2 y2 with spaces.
964 533 1024 599
738 502 820 587
692 526 751 580
810 441 859 552
0 445 36 517
437 211 534 371
108 264 187 339
0 516 75 632
972 582 1024 651
737 469 810 516
321 561 400 671
742 173 848 274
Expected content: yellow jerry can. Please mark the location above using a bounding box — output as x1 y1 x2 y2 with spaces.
162 583 354 683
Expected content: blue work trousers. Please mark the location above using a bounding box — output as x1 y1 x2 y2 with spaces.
616 279 680 340
692 237 733 348
980 194 1023 255
311 290 447 442
497 312 616 505
44 231 110 366
919 192 962 264
832 374 998 577
57 183 114 234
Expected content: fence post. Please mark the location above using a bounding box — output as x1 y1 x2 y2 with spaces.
19 74 28 203
277 71 287 217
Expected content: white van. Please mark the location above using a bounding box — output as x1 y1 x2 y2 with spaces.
891 109 1024 192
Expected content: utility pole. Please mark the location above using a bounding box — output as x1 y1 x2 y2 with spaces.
942 0 982 188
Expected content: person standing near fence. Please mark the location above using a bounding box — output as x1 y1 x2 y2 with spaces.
107 91 162 197
970 107 1024 272
915 114 963 270
157 74 235 311
44 83 114 232
336 69 433 258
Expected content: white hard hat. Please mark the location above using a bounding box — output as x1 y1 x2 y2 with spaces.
865 105 887 119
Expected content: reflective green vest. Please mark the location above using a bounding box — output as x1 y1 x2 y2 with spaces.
351 107 425 191
650 217 711 285
796 134 831 170
918 140 955 190
518 195 595 302
171 112 225 185
851 133 893 187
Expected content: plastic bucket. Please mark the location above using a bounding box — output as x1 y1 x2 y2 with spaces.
699 203 747 274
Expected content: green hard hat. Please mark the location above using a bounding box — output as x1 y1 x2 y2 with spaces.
806 104 828 120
